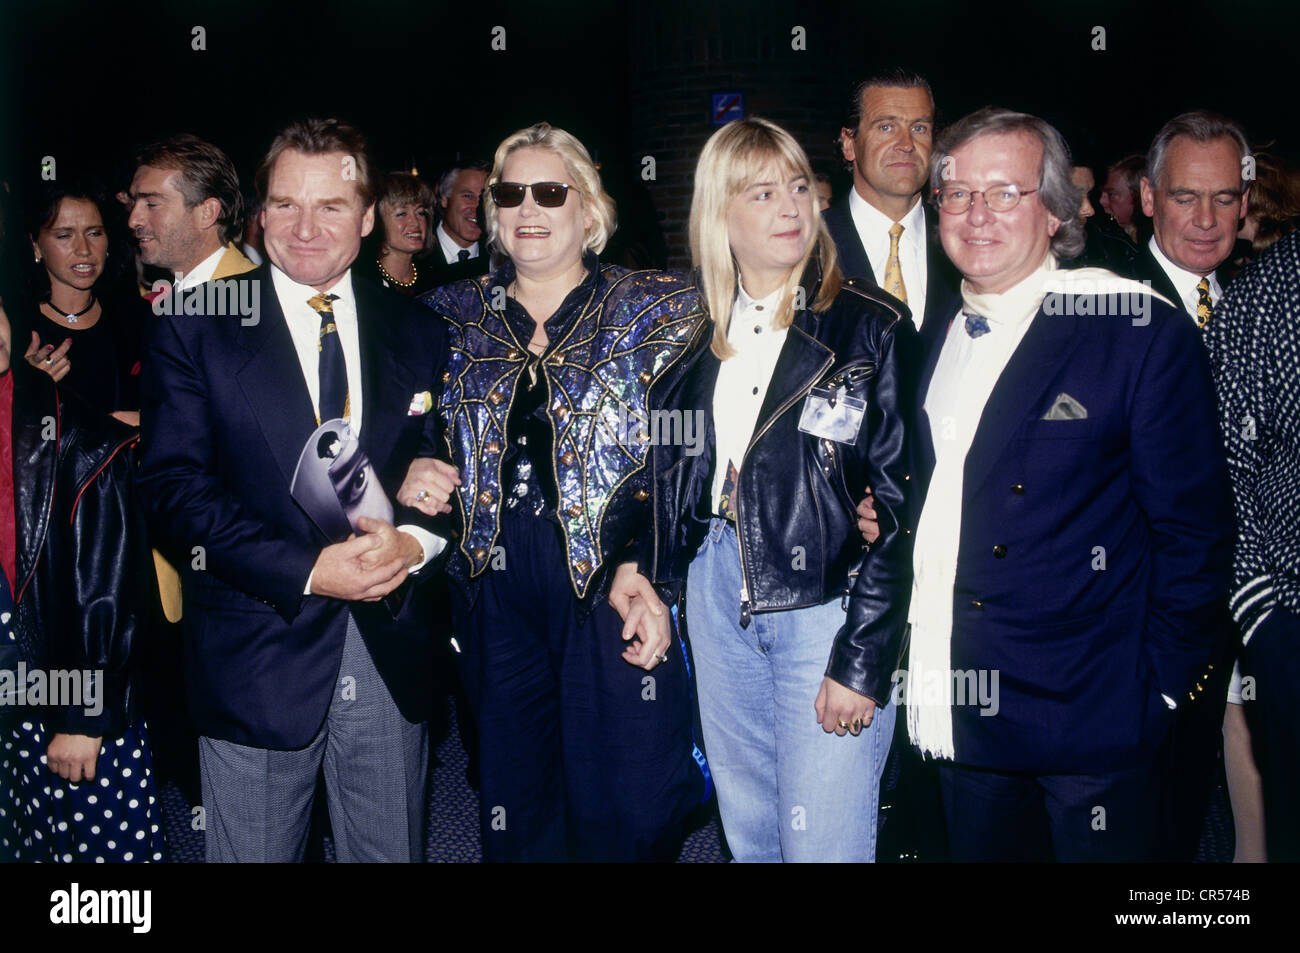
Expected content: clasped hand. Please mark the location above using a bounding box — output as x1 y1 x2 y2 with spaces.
608 561 671 671
309 517 423 601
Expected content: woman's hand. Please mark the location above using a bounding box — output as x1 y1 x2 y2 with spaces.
25 331 71 382
396 457 461 516
814 677 877 736
47 733 103 783
857 484 880 544
608 561 671 671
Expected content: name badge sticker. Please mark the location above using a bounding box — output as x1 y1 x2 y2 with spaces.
798 385 866 444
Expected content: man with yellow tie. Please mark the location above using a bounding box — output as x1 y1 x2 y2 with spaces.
824 68 961 354
1134 110 1254 862
1137 112 1251 329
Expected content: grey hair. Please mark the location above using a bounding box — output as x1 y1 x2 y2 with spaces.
929 106 1086 259
1146 111 1252 190
436 159 490 206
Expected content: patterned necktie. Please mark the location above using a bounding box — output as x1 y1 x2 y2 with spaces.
308 292 349 423
1195 277 1214 328
883 222 908 305
963 310 990 338
457 249 470 263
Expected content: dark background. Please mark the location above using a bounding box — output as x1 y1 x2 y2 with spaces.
2 0 1297 266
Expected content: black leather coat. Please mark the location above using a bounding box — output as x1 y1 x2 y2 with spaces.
645 262 915 703
10 362 147 737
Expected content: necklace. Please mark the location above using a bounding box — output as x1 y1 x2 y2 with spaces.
377 255 417 289
46 296 96 324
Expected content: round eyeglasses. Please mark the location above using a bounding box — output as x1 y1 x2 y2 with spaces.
935 184 1039 214
489 181 573 208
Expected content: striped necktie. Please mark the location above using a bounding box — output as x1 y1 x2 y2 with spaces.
883 222 908 305
308 292 349 423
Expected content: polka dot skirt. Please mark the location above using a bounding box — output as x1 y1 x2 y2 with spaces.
1 621 167 863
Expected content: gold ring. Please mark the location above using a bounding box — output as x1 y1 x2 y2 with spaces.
837 719 850 729
851 718 862 732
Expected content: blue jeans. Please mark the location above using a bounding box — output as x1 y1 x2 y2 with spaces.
686 518 895 862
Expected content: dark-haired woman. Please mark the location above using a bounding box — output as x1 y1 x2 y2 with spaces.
20 181 146 425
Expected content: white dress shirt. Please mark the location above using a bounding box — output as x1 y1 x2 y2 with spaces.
848 188 929 329
174 243 228 292
1148 236 1223 318
268 265 444 587
711 283 788 514
436 222 479 265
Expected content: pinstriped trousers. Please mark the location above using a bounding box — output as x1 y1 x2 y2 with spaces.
197 614 428 862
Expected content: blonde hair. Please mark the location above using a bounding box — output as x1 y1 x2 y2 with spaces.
483 122 617 256
689 117 841 359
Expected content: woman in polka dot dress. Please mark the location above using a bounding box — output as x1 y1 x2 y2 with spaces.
0 297 166 863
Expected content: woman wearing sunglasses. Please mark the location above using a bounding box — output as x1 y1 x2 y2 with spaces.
399 123 709 861
661 117 915 861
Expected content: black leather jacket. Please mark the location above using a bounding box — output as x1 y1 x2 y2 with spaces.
10 363 147 737
645 262 915 703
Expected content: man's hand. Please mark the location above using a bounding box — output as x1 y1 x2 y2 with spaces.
47 733 102 783
309 531 409 601
608 561 671 671
814 677 877 736
355 517 424 572
25 331 71 382
857 484 880 544
396 458 461 516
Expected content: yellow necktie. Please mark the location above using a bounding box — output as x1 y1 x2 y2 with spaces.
1195 277 1213 328
883 222 907 305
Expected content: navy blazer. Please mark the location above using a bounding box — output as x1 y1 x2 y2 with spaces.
823 194 961 356
912 290 1235 773
139 265 448 749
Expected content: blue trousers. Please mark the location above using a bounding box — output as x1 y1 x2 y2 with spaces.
686 518 895 862
451 512 704 861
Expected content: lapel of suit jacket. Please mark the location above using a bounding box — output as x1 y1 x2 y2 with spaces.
212 242 257 281
353 277 406 468
1143 245 1186 315
826 196 874 281
234 267 319 488
913 315 949 490
961 304 1083 505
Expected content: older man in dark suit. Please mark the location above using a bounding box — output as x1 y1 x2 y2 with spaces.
139 119 448 862
903 107 1234 861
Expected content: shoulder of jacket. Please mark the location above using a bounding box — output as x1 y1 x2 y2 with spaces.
831 278 907 329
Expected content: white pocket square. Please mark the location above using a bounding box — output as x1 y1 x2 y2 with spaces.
1042 392 1087 420
407 391 433 416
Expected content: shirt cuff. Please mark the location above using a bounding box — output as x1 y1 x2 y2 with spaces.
304 569 315 596
398 525 448 572
1161 693 1177 710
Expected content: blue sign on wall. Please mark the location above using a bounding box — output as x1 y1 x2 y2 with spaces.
710 92 745 126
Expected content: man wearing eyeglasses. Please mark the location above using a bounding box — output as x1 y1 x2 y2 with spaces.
902 107 1234 861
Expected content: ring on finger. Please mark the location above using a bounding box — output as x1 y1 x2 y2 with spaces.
415 490 429 502
851 718 862 732
837 719 850 730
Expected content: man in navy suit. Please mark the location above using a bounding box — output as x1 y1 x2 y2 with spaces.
824 68 961 353
139 119 447 862
902 107 1235 861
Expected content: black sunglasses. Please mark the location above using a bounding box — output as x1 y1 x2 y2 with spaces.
489 181 573 208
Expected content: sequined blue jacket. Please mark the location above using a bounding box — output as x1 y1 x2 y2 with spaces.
422 260 710 601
